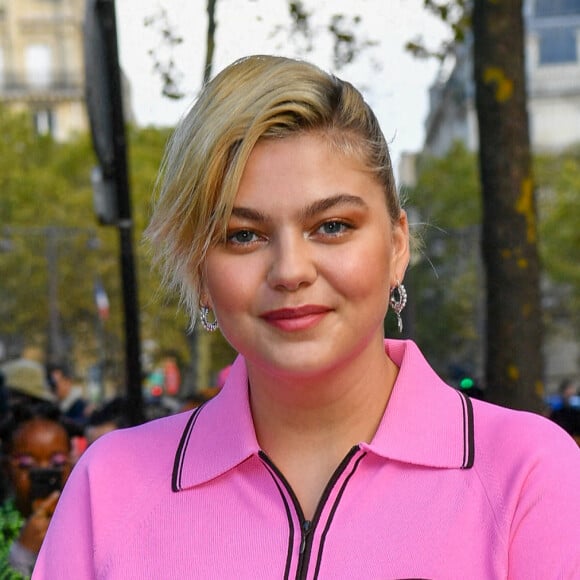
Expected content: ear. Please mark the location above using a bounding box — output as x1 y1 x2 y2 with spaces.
198 266 213 310
197 262 211 308
390 209 410 284
199 288 212 310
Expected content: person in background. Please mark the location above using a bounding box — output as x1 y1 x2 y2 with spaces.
1 358 54 410
0 403 71 578
177 392 209 414
84 397 129 447
550 378 580 442
35 55 580 578
45 364 88 428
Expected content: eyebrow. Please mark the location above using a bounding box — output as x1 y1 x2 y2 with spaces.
301 194 368 220
230 193 368 223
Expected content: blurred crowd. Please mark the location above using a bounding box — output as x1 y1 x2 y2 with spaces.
0 349 221 578
547 378 580 445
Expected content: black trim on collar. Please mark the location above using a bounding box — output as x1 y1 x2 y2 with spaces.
457 391 475 469
172 405 204 492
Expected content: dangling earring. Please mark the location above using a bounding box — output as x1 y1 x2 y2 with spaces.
199 306 218 332
389 281 407 333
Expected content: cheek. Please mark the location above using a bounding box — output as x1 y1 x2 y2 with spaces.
205 259 261 313
325 245 390 297
13 471 31 498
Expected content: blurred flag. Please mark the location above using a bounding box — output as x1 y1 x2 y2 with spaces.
94 279 110 321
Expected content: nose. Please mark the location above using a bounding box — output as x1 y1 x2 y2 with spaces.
266 232 316 291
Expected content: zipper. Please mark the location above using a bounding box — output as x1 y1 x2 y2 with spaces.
296 519 313 579
299 520 312 555
260 445 360 580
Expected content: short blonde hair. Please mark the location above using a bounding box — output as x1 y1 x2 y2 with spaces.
145 55 400 324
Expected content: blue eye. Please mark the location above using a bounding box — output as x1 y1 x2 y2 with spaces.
317 221 350 236
227 230 260 245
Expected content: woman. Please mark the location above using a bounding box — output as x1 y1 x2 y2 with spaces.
1 404 71 578
35 55 580 579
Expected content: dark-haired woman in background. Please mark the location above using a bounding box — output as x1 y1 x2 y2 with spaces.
0 404 71 578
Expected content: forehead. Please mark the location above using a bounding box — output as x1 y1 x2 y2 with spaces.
12 419 68 453
234 133 384 210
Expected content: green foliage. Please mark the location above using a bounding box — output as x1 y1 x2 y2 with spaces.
283 1 379 71
405 142 481 379
0 499 26 579
145 1 380 99
409 141 481 227
535 145 580 325
406 141 580 378
406 0 470 62
144 7 185 99
0 106 191 390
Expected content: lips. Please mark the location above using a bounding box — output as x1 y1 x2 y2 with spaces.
261 305 330 320
260 305 331 331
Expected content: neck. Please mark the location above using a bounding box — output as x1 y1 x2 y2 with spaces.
247 338 399 519
248 338 399 455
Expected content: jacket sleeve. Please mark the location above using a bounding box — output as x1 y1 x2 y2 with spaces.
507 422 580 578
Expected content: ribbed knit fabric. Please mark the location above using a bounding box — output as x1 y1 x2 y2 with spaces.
34 340 580 579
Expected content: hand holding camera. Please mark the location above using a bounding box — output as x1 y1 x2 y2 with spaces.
19 491 61 554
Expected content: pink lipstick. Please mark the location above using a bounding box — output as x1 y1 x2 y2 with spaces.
261 305 330 332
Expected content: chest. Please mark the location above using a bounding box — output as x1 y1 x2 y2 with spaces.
95 454 506 579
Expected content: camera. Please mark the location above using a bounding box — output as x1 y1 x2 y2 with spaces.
29 468 63 500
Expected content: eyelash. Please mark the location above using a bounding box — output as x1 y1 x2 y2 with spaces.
13 454 69 470
226 229 261 246
226 219 354 245
315 220 352 237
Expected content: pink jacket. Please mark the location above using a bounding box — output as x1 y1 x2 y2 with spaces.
34 340 580 579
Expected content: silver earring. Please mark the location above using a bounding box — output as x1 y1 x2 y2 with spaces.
389 282 407 333
199 306 218 332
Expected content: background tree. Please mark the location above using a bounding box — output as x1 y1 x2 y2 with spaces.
408 0 545 411
535 145 580 338
0 106 196 395
146 1 379 97
405 142 482 379
407 141 579 393
472 0 543 411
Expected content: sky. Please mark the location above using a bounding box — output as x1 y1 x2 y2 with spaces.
115 0 449 177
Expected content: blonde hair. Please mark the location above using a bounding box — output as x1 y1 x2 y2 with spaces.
145 55 400 324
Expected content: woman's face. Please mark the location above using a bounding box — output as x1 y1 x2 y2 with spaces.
202 133 409 380
7 418 71 516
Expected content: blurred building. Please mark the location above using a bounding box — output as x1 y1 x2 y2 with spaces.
421 0 580 159
0 0 133 141
0 0 87 140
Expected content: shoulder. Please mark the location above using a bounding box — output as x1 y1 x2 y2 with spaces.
468 400 580 571
59 412 194 524
470 397 580 493
472 398 576 451
88 411 191 457
76 411 192 484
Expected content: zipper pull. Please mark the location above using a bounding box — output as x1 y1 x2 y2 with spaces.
300 520 312 554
